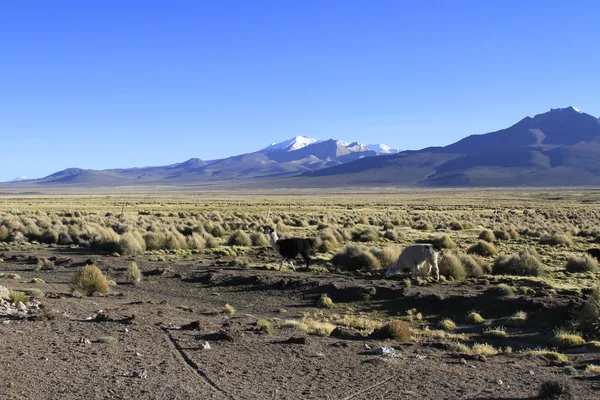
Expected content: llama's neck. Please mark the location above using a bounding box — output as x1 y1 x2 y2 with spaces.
268 230 279 248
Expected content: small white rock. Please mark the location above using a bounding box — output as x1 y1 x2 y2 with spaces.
201 341 211 350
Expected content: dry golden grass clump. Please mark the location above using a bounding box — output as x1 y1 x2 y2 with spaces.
504 310 528 326
551 330 585 348
466 311 485 324
565 254 598 273
370 245 401 267
119 231 146 256
250 232 270 247
227 230 252 247
283 318 336 336
438 251 466 281
439 318 457 330
487 283 515 297
331 245 381 271
317 294 334 308
372 320 411 342
483 327 507 338
383 229 399 241
257 319 274 335
9 291 28 304
418 235 455 250
72 265 110 296
578 284 600 339
468 240 498 257
351 227 380 242
539 233 574 247
478 229 496 242
492 248 544 276
315 229 340 253
127 261 142 284
223 303 236 314
459 253 487 276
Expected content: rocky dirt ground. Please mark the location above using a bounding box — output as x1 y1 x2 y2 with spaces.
1 245 599 400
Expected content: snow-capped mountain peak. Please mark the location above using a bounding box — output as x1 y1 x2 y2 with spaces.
7 176 29 182
345 142 371 152
260 136 318 152
367 143 399 154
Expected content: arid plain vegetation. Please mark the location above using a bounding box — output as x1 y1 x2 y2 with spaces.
1 190 600 399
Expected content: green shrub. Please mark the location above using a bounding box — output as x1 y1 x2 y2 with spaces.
565 254 598 273
227 230 252 247
72 265 110 296
331 245 381 271
492 249 544 276
468 240 498 257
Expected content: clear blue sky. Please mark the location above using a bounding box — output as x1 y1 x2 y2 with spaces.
2 0 599 181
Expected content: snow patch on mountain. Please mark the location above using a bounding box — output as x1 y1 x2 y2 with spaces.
261 136 318 152
367 144 399 154
7 176 29 182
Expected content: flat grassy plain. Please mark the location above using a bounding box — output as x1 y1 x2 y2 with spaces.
1 189 600 399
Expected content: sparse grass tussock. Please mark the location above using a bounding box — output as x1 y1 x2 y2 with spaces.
317 294 334 308
551 330 585 348
488 283 515 297
577 284 600 339
331 244 381 271
585 364 600 374
351 227 379 243
471 343 499 355
565 254 598 273
466 311 485 324
9 291 28 304
370 246 401 266
119 231 146 256
468 240 498 257
250 232 270 247
492 248 544 276
373 320 411 342
438 251 466 281
332 315 383 333
439 318 457 331
504 310 528 327
483 327 507 338
478 229 496 242
227 230 252 247
257 319 274 335
283 318 336 336
539 233 574 247
223 303 236 315
72 265 110 296
127 261 142 284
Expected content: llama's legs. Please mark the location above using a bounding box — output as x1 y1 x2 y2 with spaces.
429 254 439 282
279 259 285 271
289 260 296 272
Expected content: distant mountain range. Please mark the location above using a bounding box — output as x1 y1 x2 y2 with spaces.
302 106 600 187
5 137 397 186
4 106 600 188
